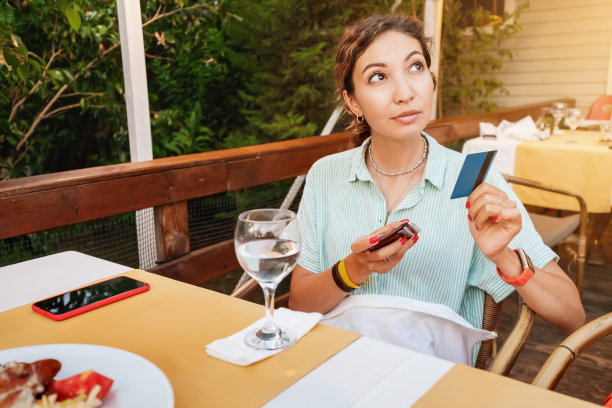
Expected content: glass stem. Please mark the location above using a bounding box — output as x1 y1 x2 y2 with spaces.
261 283 280 334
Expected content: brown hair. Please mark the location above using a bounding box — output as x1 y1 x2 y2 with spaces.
335 14 436 147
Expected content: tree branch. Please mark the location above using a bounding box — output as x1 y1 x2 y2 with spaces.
42 102 106 119
142 4 209 27
145 53 172 61
8 44 64 122
14 3 209 153
60 92 105 98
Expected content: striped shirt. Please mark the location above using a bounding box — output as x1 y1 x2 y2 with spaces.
297 133 557 360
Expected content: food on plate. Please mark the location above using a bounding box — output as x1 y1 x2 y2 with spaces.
0 359 61 408
50 371 113 402
29 385 103 408
0 360 113 408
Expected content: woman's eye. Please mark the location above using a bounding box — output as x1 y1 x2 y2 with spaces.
368 73 385 83
410 61 424 72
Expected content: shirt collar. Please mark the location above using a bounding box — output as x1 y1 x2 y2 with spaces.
348 132 446 190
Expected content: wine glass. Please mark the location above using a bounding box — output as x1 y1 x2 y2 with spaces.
601 120 612 141
564 108 583 143
536 107 554 139
234 208 301 350
551 102 567 135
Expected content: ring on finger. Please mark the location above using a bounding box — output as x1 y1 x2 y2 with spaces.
498 194 503 205
384 256 392 264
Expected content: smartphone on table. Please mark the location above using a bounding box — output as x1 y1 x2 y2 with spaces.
367 221 421 252
32 276 150 321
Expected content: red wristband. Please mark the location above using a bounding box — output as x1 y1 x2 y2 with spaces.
496 248 535 286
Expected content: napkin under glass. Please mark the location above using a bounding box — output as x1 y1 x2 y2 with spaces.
205 307 322 366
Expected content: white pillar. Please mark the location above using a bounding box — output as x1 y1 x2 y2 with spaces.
116 0 156 270
424 0 444 119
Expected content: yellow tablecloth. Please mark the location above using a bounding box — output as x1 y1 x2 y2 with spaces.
415 364 597 408
0 270 360 407
514 130 612 213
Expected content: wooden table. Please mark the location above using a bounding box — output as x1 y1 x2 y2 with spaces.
0 252 599 407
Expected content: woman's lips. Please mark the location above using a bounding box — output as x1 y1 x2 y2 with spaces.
392 111 420 124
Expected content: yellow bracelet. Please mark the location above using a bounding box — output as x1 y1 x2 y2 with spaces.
338 258 369 289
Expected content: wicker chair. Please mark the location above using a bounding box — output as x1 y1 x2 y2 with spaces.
503 174 589 296
475 293 535 375
532 312 612 390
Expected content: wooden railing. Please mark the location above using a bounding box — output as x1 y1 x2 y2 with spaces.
0 98 574 285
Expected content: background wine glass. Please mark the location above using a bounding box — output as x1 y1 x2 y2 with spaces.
601 120 612 141
551 102 568 135
564 108 583 143
234 208 301 350
536 107 555 138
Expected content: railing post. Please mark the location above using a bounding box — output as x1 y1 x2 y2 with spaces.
154 201 190 263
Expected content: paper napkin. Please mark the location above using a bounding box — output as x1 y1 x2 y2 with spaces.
205 307 322 366
480 116 541 141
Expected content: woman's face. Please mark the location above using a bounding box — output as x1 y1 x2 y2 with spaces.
343 30 434 142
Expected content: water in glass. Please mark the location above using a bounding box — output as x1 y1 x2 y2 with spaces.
234 209 301 350
551 102 568 135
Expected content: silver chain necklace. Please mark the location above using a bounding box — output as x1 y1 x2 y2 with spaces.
371 165 419 220
368 136 428 176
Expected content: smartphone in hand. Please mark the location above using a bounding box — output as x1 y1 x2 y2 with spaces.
367 221 421 252
32 276 150 321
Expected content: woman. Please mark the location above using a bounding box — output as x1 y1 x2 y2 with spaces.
288 14 584 349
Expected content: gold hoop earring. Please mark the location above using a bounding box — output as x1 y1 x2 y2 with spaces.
356 116 364 124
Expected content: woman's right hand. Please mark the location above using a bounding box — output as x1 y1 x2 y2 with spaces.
343 220 418 284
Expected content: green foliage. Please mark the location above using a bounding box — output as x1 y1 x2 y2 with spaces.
439 0 528 115
1 0 527 180
219 0 384 145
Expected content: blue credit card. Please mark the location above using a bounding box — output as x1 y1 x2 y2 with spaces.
450 150 497 199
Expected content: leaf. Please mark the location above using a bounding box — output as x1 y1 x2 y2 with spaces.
16 65 27 82
64 8 81 32
0 4 13 26
0 49 7 69
3 50 19 71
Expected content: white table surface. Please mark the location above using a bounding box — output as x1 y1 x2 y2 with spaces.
0 251 452 407
0 251 132 313
462 136 520 176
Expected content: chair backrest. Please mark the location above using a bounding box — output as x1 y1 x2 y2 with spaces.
476 293 535 375
587 95 612 120
502 174 588 297
532 312 612 390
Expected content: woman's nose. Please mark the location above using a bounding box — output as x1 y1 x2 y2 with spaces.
392 76 414 104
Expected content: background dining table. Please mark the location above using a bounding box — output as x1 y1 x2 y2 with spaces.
0 251 600 407
463 129 612 213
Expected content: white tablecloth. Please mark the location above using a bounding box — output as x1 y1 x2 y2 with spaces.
462 136 520 176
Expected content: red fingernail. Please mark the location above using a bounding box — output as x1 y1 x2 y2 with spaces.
400 237 407 245
369 236 379 244
400 219 409 223
466 201 470 209
475 224 480 231
492 215 498 223
467 214 472 221
412 235 419 243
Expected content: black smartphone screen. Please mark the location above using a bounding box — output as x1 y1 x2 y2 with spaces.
33 276 147 315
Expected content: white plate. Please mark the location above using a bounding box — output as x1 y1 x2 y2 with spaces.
0 344 174 407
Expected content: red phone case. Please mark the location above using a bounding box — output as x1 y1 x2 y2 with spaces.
367 221 420 252
31 277 150 321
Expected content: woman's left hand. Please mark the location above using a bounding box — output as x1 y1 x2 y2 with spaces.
466 182 522 260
